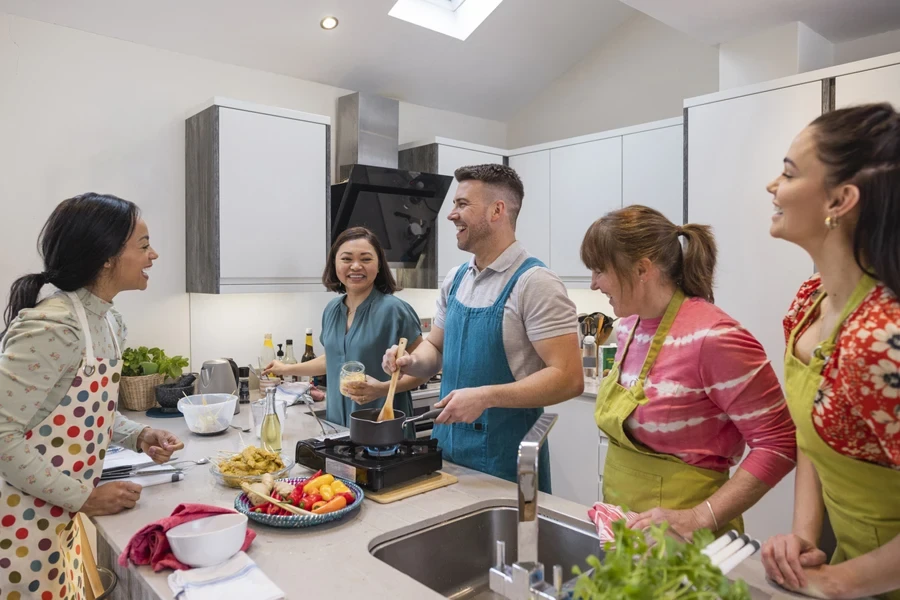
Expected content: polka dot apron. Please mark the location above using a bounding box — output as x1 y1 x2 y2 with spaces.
0 292 123 600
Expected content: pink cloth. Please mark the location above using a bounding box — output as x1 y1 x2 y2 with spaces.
118 503 256 572
588 502 639 544
613 298 797 487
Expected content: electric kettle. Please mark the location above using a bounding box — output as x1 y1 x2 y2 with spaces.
198 358 240 414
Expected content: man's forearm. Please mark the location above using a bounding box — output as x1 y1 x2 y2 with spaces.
483 365 584 409
406 339 443 380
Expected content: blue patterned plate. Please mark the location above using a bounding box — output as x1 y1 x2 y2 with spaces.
234 476 364 528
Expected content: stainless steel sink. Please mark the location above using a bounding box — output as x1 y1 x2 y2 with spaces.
369 501 602 599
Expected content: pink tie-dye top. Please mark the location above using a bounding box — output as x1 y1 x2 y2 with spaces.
614 297 797 487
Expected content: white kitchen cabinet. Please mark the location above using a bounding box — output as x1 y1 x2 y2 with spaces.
547 395 603 506
623 125 684 225
436 145 505 278
688 83 818 381
508 151 551 264
550 139 622 281
836 62 900 107
186 99 329 293
688 82 820 542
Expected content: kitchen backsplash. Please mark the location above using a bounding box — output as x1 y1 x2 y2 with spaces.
189 287 612 370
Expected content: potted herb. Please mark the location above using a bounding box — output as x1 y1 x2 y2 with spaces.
119 346 190 411
572 521 751 599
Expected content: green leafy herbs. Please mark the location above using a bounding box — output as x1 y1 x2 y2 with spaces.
572 520 751 600
121 346 189 380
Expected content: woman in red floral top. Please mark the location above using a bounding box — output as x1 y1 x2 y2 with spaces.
783 276 900 467
762 103 900 600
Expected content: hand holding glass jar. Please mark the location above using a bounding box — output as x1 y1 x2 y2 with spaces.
339 361 366 395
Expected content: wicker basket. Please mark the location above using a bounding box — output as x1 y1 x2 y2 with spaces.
119 373 165 411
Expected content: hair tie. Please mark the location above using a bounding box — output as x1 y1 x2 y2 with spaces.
39 272 51 284
676 226 686 237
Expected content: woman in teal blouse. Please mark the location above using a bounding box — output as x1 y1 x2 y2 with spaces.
265 227 426 426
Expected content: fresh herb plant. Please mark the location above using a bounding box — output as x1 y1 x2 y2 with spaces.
572 520 751 600
121 346 189 381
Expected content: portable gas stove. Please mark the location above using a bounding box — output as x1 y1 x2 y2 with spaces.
295 435 442 491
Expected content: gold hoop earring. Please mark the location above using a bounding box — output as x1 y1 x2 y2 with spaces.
825 215 839 230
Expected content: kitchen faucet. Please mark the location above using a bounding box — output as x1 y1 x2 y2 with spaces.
489 412 571 600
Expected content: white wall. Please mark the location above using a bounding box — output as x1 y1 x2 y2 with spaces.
720 22 835 90
506 14 718 148
719 23 803 90
0 13 509 367
797 23 835 73
836 27 900 65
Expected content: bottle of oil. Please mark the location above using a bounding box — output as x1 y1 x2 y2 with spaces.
301 328 316 384
260 387 282 453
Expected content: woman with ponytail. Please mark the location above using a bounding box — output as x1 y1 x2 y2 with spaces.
582 205 796 539
0 193 182 600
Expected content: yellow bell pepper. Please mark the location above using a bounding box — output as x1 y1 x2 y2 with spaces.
302 474 334 495
319 484 334 501
331 480 349 493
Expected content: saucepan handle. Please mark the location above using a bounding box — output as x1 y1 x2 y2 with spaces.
402 407 443 428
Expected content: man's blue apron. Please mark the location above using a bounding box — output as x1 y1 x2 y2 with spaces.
433 258 552 493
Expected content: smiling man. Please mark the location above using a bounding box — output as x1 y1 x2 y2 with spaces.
382 164 583 492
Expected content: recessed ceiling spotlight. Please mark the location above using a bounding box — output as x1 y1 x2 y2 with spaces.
320 16 339 30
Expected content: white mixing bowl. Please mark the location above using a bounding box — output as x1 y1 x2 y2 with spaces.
166 513 247 568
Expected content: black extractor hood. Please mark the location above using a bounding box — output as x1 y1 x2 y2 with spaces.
328 93 453 288
330 165 451 268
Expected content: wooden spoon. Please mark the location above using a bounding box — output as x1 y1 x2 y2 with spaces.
240 482 314 516
377 337 408 422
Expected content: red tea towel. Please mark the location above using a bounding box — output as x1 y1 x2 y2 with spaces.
118 503 256 572
588 502 639 544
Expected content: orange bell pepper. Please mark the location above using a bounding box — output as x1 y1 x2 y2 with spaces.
311 495 347 514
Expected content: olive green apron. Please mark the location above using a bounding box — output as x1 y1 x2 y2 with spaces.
594 290 743 536
784 274 900 600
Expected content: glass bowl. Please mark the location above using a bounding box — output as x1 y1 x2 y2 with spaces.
210 453 295 489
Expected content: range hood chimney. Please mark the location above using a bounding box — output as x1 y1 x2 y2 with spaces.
330 92 453 289
336 93 400 180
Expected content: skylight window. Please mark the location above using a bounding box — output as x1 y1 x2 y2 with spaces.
421 0 468 10
389 0 504 41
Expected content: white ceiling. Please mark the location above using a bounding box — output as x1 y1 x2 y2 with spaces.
619 0 900 45
0 0 636 121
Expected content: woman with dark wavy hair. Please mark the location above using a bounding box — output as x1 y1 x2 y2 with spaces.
762 103 900 600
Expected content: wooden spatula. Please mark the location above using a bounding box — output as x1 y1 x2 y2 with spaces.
378 337 408 422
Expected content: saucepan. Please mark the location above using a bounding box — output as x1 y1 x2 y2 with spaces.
349 407 443 447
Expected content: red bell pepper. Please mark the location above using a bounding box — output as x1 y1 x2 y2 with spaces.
336 491 355 505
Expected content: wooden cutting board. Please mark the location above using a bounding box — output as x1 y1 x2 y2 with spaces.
366 471 458 504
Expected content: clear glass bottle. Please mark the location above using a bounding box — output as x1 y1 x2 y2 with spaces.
582 335 598 381
283 339 298 383
260 387 282 453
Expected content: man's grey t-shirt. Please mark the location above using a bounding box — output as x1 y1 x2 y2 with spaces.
434 241 579 381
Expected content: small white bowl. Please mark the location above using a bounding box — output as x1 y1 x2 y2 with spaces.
177 394 237 435
166 513 247 568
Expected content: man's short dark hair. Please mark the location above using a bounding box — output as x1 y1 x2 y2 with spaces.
454 164 524 226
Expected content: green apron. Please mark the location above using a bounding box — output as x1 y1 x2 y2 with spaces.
594 289 744 536
784 274 900 600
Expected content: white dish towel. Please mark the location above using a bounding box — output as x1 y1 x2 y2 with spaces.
167 552 284 600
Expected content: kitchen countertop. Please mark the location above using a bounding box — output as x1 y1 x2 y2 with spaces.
93 399 802 600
